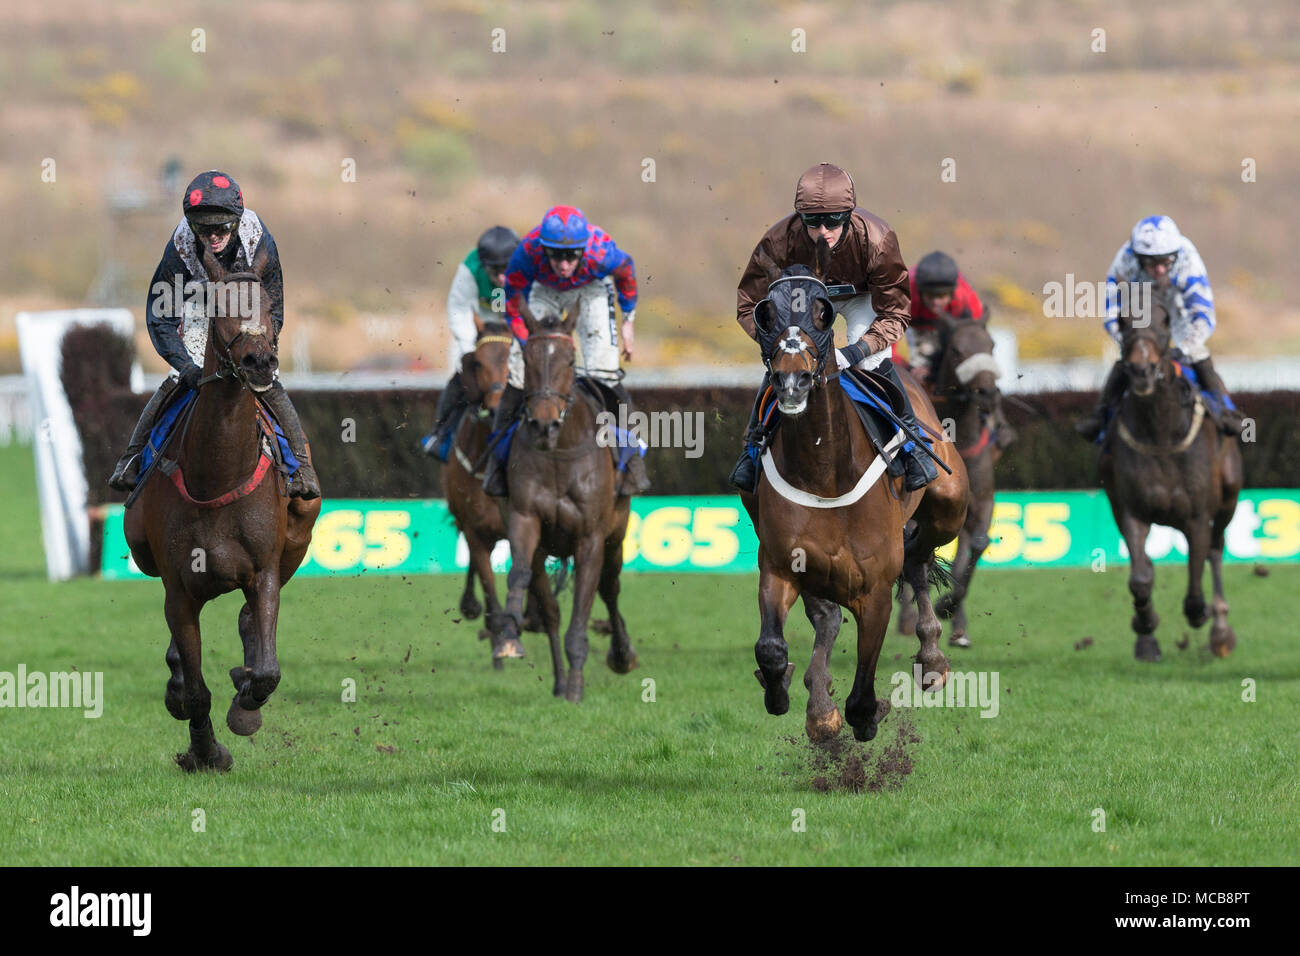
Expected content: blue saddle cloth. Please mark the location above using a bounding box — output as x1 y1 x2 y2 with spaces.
141 387 298 475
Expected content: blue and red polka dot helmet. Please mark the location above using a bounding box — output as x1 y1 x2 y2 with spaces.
538 205 590 249
183 170 244 226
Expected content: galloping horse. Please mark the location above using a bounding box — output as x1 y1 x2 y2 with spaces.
493 302 637 702
898 317 1005 647
741 247 969 743
1098 306 1242 661
124 245 320 771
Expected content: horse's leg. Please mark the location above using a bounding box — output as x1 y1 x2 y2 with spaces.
1182 518 1211 631
1118 512 1160 661
165 588 230 772
843 585 894 742
227 569 282 736
562 534 605 704
525 550 564 694
905 555 950 692
600 514 637 675
164 637 187 720
937 492 992 648
496 511 539 660
459 563 482 620
895 580 917 635
1209 448 1242 657
801 594 843 742
753 547 798 717
226 602 261 735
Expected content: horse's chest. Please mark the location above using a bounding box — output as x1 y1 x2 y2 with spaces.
161 511 277 591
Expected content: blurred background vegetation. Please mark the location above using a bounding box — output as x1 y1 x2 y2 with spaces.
2 0 1298 375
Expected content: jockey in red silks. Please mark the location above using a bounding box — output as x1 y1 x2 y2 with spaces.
905 250 1014 449
481 205 650 497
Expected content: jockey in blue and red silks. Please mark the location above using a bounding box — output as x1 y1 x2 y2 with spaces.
480 204 651 497
1076 215 1244 440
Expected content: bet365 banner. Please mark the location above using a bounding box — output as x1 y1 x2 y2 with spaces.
98 491 1300 579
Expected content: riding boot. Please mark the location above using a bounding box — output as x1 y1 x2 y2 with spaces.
261 382 320 500
482 384 524 498
878 360 939 491
430 371 468 447
609 382 651 495
728 374 771 493
1190 357 1245 436
1075 359 1127 440
108 377 183 490
992 391 1017 449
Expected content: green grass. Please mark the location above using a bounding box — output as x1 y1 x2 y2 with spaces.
1 443 1297 865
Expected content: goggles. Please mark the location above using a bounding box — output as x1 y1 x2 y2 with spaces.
798 210 851 229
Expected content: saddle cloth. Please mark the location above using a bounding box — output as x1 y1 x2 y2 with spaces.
142 388 299 477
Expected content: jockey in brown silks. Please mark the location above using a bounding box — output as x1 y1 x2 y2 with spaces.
731 162 938 493
907 250 1015 448
108 170 319 499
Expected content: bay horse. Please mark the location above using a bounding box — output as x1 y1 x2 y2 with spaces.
493 301 637 702
124 245 320 771
741 247 969 743
442 316 549 666
898 317 1005 648
1098 307 1242 661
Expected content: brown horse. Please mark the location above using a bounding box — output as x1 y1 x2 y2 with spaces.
1098 308 1243 661
124 247 320 771
899 317 1005 647
493 302 637 702
741 253 969 743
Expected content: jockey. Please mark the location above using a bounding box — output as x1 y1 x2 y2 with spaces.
909 250 1015 448
108 170 320 498
424 225 519 459
1076 215 1244 439
481 205 651 497
730 163 939 493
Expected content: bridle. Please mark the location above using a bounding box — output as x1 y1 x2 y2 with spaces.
198 274 274 393
522 331 577 428
474 333 514 402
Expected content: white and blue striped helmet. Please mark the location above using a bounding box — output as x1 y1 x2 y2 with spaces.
1130 215 1182 257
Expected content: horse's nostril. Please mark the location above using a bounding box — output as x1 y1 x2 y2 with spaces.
797 371 813 390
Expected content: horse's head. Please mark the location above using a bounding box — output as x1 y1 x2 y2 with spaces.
753 243 836 416
200 244 277 392
519 299 579 449
463 316 513 412
1119 301 1172 398
935 318 1001 414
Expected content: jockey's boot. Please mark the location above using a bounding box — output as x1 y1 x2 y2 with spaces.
1075 360 1127 441
879 360 939 491
728 375 772 493
482 384 524 498
992 391 1017 449
608 382 651 495
426 371 468 458
108 376 183 491
1190 357 1245 436
262 383 320 500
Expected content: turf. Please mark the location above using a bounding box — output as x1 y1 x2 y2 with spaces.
1 443 1296 865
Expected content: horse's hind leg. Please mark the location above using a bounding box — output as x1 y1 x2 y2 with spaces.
754 548 798 717
459 564 482 620
844 585 894 742
165 588 231 772
895 580 917 635
164 638 188 720
1117 512 1161 661
937 494 992 648
228 569 282 735
1207 512 1237 658
526 550 564 694
600 519 637 676
904 555 949 692
802 595 843 742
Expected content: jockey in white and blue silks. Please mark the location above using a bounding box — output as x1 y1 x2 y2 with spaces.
1077 215 1243 439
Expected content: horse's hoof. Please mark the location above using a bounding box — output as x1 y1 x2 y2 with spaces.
755 664 794 716
1209 626 1237 658
606 649 638 674
851 719 878 742
175 743 233 773
226 698 263 736
805 707 843 742
494 637 525 660
949 632 972 649
1134 635 1162 662
565 674 584 703
553 680 566 697
460 593 483 621
915 662 950 692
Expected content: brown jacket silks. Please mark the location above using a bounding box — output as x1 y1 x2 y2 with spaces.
735 209 912 356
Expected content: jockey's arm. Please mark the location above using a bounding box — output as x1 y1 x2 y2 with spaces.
840 228 911 364
1102 243 1132 345
735 237 780 341
445 262 481 368
608 255 638 359
261 232 285 338
145 246 201 375
503 249 537 340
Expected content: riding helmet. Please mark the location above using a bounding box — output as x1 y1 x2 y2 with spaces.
477 226 520 268
916 250 959 293
793 163 856 213
538 206 590 249
1130 215 1182 258
183 170 244 226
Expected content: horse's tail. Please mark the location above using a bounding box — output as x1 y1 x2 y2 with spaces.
928 554 955 592
549 556 571 595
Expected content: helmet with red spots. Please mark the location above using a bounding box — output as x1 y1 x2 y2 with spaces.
538 205 590 249
183 170 244 227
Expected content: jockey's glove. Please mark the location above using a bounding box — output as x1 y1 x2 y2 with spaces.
179 365 203 391
838 342 870 368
